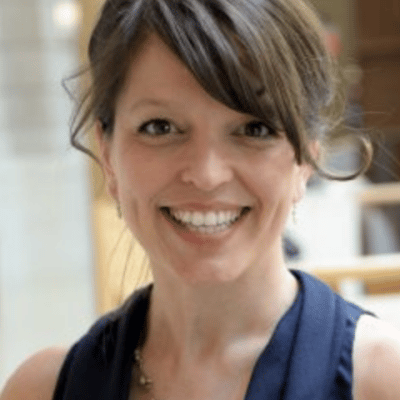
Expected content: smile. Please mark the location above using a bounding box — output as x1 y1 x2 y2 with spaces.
160 207 251 234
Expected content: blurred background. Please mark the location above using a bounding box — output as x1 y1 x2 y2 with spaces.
1 0 400 389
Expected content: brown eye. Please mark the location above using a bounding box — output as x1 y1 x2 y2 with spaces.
138 119 178 136
244 121 275 138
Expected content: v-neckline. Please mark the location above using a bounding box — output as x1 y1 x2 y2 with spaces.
244 275 303 399
122 272 303 400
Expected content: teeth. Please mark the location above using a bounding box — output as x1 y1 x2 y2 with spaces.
217 211 227 224
182 211 191 223
192 212 204 226
170 209 242 227
205 212 217 226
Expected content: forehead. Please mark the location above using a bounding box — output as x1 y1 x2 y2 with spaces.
115 34 239 116
123 36 194 91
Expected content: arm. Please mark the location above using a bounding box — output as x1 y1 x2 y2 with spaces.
353 314 400 400
0 348 67 400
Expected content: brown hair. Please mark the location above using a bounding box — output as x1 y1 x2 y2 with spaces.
68 0 372 179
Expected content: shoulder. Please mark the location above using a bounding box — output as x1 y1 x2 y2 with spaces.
0 347 68 400
353 314 400 400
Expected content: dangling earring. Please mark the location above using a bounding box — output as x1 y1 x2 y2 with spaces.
116 201 122 219
292 204 298 225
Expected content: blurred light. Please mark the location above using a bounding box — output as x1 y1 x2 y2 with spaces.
52 1 83 30
343 64 363 86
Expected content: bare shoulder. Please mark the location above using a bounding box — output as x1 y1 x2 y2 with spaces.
0 347 68 400
353 314 400 400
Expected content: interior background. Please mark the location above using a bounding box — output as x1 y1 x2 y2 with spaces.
0 0 399 389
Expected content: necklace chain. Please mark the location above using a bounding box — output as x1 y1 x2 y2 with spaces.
134 348 159 400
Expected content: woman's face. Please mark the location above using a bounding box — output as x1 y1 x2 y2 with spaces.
97 34 312 285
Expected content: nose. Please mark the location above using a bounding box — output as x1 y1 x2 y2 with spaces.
180 137 234 191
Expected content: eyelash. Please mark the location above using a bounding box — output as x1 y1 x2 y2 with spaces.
138 119 182 136
137 119 276 139
236 121 277 139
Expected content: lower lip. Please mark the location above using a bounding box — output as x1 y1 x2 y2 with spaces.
161 210 247 246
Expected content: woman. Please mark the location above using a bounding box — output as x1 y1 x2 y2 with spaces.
2 0 400 399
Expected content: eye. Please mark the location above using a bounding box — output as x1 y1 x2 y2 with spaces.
241 121 276 138
138 119 180 136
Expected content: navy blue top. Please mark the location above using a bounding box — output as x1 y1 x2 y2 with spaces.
53 270 369 399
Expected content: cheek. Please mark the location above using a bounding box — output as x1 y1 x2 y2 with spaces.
244 153 298 203
116 147 175 209
243 156 300 238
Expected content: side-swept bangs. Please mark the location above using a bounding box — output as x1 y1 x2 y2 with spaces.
70 0 372 178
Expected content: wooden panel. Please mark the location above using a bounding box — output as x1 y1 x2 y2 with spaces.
356 0 400 131
366 278 400 295
78 0 109 201
358 182 400 205
361 57 400 128
359 36 400 58
92 198 152 314
78 0 103 63
357 0 400 41
312 262 400 286
291 253 400 294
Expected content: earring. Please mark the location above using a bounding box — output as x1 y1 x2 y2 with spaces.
116 201 122 219
292 204 298 225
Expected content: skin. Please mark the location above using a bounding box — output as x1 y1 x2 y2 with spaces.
0 348 66 400
2 34 400 400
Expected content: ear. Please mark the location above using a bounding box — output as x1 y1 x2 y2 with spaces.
293 141 319 203
94 121 119 200
293 163 313 203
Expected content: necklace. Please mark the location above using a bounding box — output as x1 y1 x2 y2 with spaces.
134 348 159 400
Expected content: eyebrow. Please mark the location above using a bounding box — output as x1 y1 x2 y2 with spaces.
129 98 172 112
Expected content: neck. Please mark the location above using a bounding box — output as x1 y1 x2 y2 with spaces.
145 256 298 366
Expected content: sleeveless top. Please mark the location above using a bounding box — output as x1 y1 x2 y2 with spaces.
53 270 370 400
